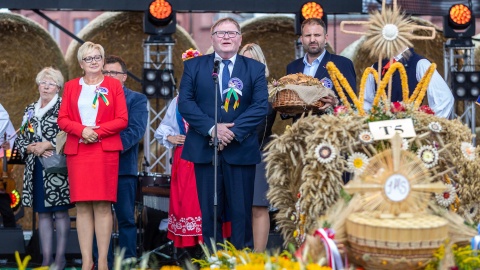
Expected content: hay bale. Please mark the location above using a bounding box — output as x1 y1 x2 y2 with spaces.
65 11 198 95
0 12 68 129
0 13 68 230
240 15 299 135
352 16 447 91
65 12 198 174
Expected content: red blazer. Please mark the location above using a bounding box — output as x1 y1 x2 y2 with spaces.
58 76 128 155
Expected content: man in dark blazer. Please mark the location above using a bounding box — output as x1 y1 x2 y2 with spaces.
178 18 268 250
99 55 148 267
286 18 356 119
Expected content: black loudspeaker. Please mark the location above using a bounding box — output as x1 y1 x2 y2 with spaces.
266 232 284 251
0 227 26 256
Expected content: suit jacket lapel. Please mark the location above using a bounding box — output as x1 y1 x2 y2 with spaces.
314 51 331 80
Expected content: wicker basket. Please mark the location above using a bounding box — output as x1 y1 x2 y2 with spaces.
345 212 448 270
271 89 325 114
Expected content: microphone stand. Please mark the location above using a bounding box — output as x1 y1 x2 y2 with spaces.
212 69 220 246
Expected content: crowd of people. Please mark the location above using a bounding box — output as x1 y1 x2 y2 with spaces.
0 15 455 270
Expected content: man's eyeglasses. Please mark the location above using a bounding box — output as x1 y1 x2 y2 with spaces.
38 81 58 88
102 70 126 76
82 55 103 63
212 31 240 38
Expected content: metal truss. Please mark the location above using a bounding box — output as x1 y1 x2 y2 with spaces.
443 38 476 144
143 37 176 173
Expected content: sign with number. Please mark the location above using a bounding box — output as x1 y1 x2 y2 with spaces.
384 174 410 202
368 118 416 140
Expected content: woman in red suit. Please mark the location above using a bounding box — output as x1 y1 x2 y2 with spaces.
58 41 128 270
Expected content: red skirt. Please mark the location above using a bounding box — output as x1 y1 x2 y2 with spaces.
167 146 203 247
66 143 119 203
167 146 232 247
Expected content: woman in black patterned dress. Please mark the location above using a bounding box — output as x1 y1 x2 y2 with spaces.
15 67 73 269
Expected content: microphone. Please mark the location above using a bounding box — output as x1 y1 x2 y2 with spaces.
143 156 150 167
212 57 221 80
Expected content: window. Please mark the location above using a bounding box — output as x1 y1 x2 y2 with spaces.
74 18 89 34
48 21 60 43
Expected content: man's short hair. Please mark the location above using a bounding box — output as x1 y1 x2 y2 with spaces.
210 17 241 35
105 55 127 73
301 18 327 34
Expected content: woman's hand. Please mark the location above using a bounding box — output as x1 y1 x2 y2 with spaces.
82 126 99 143
30 141 54 157
26 143 37 155
167 135 186 145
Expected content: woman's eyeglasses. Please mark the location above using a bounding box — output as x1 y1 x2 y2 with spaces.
38 81 58 88
82 55 103 63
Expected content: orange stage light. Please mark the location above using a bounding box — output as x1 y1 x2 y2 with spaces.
301 2 324 20
449 4 472 27
149 0 172 20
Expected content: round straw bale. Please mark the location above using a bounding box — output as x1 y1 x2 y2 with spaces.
0 12 68 128
65 12 198 174
65 11 198 96
0 12 68 229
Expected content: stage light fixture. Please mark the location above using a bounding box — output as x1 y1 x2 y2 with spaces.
142 68 175 99
451 71 480 101
443 4 475 38
144 0 176 36
295 1 328 35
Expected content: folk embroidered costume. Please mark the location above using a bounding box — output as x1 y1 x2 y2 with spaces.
154 96 203 248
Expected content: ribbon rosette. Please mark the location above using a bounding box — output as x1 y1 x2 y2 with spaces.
223 77 243 112
20 109 34 134
92 86 110 108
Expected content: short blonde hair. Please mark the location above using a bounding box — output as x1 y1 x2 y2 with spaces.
77 41 105 64
36 67 64 89
239 43 270 78
211 17 241 35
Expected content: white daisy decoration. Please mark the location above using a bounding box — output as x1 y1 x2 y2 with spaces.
314 142 337 164
461 142 476 161
358 130 374 144
347 152 370 174
401 138 409 150
435 184 456 207
428 122 442 133
417 145 439 168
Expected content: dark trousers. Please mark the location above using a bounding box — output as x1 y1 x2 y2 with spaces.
194 154 255 250
0 192 15 227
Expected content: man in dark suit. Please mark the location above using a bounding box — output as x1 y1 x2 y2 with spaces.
99 55 148 267
178 17 268 250
287 18 356 117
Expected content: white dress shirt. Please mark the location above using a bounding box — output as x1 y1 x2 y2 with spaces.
363 50 454 118
154 97 179 149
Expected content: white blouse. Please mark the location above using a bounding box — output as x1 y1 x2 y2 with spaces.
78 77 102 126
154 97 179 149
